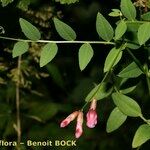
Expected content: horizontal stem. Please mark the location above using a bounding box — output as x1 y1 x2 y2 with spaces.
0 36 115 45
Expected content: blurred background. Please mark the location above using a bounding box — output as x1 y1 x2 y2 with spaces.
0 0 149 149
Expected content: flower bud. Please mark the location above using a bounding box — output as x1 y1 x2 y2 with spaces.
75 111 83 138
86 98 97 128
60 111 78 128
86 109 97 128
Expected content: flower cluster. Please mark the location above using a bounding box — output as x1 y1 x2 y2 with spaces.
60 98 97 138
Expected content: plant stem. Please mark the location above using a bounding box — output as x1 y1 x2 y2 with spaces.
16 56 21 149
140 115 150 125
126 49 145 72
146 75 150 96
0 36 115 45
81 46 123 110
81 71 110 110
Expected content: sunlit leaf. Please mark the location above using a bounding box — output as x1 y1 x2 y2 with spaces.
78 43 94 71
120 0 136 20
96 12 114 41
120 85 137 94
106 107 127 133
19 18 41 40
40 43 58 67
112 92 142 117
12 41 29 58
53 18 76 41
132 124 150 148
114 20 127 40
104 47 123 72
118 62 143 78
138 22 150 45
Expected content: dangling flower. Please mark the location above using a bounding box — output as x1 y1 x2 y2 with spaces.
75 111 83 138
86 98 98 128
60 111 79 128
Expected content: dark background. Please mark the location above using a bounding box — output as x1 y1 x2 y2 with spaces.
0 0 149 149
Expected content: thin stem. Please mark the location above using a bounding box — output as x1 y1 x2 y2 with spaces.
136 146 141 150
81 45 124 110
0 36 115 45
81 71 110 110
140 115 150 125
16 56 21 149
145 64 150 96
146 75 150 95
126 49 145 73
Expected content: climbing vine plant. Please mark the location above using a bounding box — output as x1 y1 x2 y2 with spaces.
0 0 150 149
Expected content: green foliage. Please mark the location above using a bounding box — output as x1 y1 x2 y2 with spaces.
12 41 29 58
120 0 136 20
118 62 143 78
109 9 122 17
104 47 123 72
17 0 31 11
112 92 142 117
138 22 150 45
0 0 150 149
40 43 58 67
141 12 150 21
96 12 114 41
106 107 127 133
78 43 94 71
120 85 137 94
53 18 76 41
132 124 150 148
85 82 113 102
114 20 127 40
0 0 13 7
19 18 41 41
59 0 79 4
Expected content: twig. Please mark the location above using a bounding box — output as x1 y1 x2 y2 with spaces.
0 36 115 45
16 56 21 149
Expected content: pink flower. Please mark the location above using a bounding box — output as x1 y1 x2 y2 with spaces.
86 98 98 128
60 111 78 128
75 111 83 138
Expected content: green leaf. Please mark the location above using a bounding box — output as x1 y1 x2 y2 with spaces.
17 0 31 11
114 20 127 40
106 107 127 133
120 85 137 94
59 0 79 4
85 82 113 102
78 43 94 71
126 43 140 50
104 47 123 72
132 124 150 148
53 18 76 41
141 12 150 21
1 0 13 7
96 12 114 41
109 12 120 17
112 92 142 117
118 62 143 78
19 18 41 41
12 41 29 58
120 0 136 20
138 22 150 45
40 43 58 67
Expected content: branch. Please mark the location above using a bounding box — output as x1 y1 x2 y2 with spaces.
0 36 115 45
